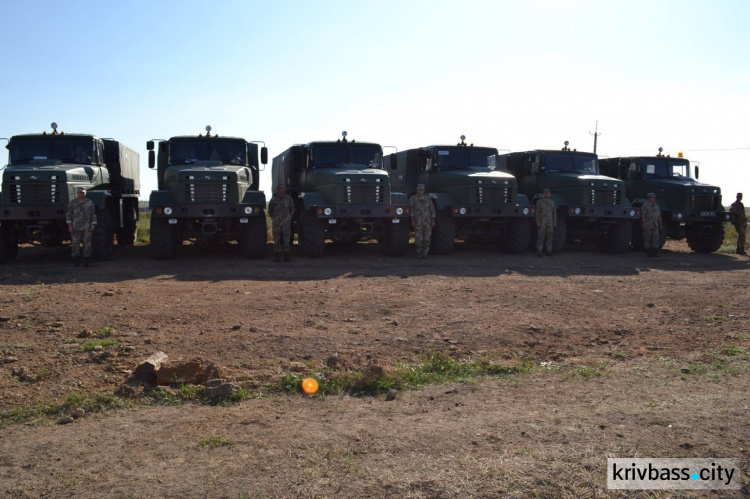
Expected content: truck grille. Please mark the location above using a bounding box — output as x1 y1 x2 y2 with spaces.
343 185 383 203
185 182 228 202
691 195 720 211
474 187 512 204
8 183 62 204
591 189 619 205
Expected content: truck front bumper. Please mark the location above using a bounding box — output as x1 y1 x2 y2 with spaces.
446 204 535 218
310 203 411 222
151 203 265 222
668 210 731 224
0 205 67 222
563 205 640 219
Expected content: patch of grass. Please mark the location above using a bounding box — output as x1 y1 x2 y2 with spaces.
96 326 115 338
0 391 135 428
565 364 606 381
719 345 748 357
199 435 234 448
0 342 27 349
136 212 151 245
610 350 626 361
718 223 739 254
80 339 121 352
178 383 203 400
703 315 725 323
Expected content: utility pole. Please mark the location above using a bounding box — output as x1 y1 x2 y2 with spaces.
589 121 601 154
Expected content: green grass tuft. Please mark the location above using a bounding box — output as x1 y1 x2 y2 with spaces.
80 339 121 352
199 435 234 448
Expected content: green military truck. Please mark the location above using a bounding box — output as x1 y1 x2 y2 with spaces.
599 149 729 253
499 142 639 253
271 132 411 257
0 123 140 263
146 126 268 260
385 137 535 254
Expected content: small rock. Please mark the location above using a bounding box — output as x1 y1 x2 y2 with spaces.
57 416 74 425
326 353 339 369
68 407 85 419
77 329 91 338
249 327 258 333
17 314 28 319
680 368 691 374
386 389 397 401
231 324 241 330
147 326 158 331
115 381 144 399
49 321 64 328
103 290 115 297
1 356 19 364
289 361 308 374
93 345 103 352
0 316 10 322
646 303 655 308
204 379 240 400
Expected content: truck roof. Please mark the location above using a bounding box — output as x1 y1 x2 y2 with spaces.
425 145 498 151
10 133 99 141
168 135 246 141
525 149 598 156
604 155 689 161
303 140 382 148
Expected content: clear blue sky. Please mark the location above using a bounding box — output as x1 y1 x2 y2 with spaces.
1 0 749 199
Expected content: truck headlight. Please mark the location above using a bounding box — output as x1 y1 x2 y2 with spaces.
629 209 636 217
396 207 404 215
676 212 683 220
459 207 467 215
574 207 581 215
522 207 530 215
244 206 253 214
164 207 173 215
323 207 332 216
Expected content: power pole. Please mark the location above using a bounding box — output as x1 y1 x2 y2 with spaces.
589 121 601 154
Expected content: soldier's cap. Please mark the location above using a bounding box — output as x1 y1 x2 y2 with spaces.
416 184 425 190
276 184 286 189
543 188 551 194
77 187 87 194
646 192 656 198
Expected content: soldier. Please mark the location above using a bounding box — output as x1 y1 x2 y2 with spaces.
535 188 557 257
641 192 663 257
409 184 435 259
66 186 97 267
729 192 747 255
268 184 294 262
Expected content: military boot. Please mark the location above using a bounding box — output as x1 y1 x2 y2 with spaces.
283 252 291 262
273 252 281 262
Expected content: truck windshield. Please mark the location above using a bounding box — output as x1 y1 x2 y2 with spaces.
9 139 95 165
667 159 691 178
434 148 497 170
641 159 691 178
170 141 247 165
544 153 599 174
311 145 382 169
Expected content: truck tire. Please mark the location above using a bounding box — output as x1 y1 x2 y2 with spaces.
686 223 725 253
241 217 267 259
552 216 566 253
598 219 632 253
116 200 137 246
41 234 63 247
298 211 325 257
379 220 410 256
92 210 115 260
503 218 531 254
0 226 18 264
149 217 176 260
430 212 455 255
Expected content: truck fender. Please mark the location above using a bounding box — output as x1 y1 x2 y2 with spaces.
517 193 531 206
242 190 267 206
149 190 176 208
390 192 408 205
86 191 110 211
428 192 456 211
297 192 327 210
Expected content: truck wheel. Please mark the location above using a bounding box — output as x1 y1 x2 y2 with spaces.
149 217 176 260
503 218 532 254
686 223 725 253
430 212 455 255
92 210 115 260
0 226 18 264
379 220 410 256
241 217 268 259
598 219 632 253
298 211 325 257
41 234 63 247
116 200 138 246
552 216 567 253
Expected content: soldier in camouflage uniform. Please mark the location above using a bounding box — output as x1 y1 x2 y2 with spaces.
535 188 557 257
268 185 294 262
409 184 435 259
729 192 747 255
66 186 97 267
641 192 663 257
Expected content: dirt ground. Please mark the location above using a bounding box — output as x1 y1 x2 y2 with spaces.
1 239 749 498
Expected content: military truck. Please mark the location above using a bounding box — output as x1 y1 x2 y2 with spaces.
146 127 268 260
599 149 729 253
386 137 535 254
271 132 410 257
499 142 639 253
0 123 140 263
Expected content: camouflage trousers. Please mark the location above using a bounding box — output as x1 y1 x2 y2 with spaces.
734 222 746 253
642 226 660 250
536 224 554 253
272 220 291 252
414 224 432 256
71 229 92 258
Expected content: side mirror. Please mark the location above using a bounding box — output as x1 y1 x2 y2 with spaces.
148 150 155 169
146 140 154 151
260 147 268 165
389 155 397 170
695 165 699 179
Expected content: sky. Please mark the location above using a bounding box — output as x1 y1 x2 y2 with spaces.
1 0 749 201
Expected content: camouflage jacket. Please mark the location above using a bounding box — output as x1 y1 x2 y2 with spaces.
535 198 557 227
641 202 662 229
268 194 294 223
409 194 435 226
730 201 747 224
66 198 97 231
